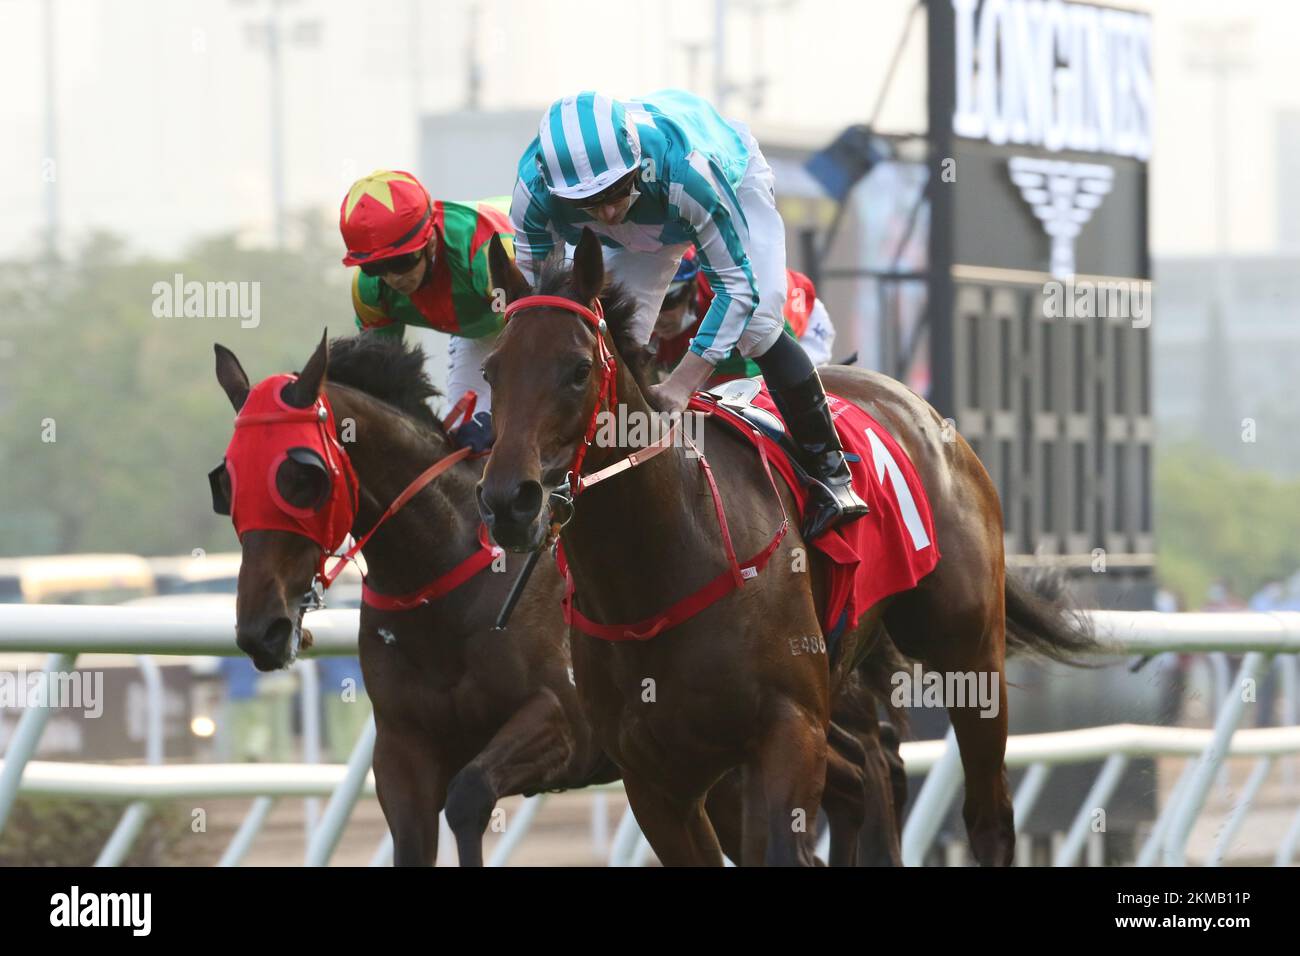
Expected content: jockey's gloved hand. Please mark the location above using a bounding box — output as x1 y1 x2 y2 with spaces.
453 410 494 454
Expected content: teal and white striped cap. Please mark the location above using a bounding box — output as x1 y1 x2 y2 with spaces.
535 92 642 200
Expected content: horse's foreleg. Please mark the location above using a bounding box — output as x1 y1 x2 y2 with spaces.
372 721 446 866
622 774 723 867
747 700 827 867
821 723 868 866
703 770 746 864
443 688 575 867
849 719 905 866
879 720 908 841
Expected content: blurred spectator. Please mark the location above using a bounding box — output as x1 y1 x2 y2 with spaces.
1203 579 1246 612
1283 571 1300 610
1248 580 1285 611
1154 587 1180 613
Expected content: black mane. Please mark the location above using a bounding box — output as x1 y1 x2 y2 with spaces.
326 333 444 433
534 259 646 367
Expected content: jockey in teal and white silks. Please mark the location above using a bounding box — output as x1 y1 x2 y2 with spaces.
509 89 868 541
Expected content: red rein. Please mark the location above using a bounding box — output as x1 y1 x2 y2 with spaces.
501 294 789 642
331 411 502 610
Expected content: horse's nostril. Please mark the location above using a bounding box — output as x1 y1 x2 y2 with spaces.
237 618 294 670
476 483 494 522
509 481 543 524
264 618 293 650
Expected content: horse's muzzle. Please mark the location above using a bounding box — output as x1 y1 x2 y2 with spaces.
477 479 547 552
236 616 298 671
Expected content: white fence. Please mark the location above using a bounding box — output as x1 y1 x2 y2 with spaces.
1 605 1298 866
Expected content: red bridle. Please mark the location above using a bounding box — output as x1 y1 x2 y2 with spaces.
497 293 789 642
502 295 620 494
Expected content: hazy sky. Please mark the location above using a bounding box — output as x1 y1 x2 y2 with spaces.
0 0 1295 259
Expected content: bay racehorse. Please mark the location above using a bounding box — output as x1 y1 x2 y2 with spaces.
478 229 1095 866
210 333 906 865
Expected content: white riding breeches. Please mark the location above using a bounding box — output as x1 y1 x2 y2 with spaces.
447 332 497 416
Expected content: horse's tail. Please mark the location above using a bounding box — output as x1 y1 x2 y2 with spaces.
1003 566 1099 667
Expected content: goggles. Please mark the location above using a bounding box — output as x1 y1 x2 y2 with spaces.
359 250 425 278
572 173 639 211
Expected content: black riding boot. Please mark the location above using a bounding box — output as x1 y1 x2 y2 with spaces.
755 334 869 540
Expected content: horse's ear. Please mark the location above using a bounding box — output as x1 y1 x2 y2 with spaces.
285 330 329 408
488 233 531 305
572 228 605 306
214 343 250 412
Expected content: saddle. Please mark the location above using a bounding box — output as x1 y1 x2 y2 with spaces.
701 378 801 463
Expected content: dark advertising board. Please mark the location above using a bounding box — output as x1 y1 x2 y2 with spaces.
928 0 1153 572
910 0 1162 853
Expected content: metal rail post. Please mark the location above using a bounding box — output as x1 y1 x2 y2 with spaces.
298 658 321 844
901 727 962 866
487 794 545 867
96 655 165 866
1053 753 1129 867
1162 651 1271 865
1136 759 1195 867
0 652 77 833
304 714 376 867
218 796 277 867
1207 757 1273 867
1012 762 1050 834
1275 804 1300 867
608 806 643 867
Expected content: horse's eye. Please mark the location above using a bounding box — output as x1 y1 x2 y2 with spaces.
572 361 593 386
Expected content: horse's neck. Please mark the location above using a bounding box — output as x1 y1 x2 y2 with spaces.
562 360 707 598
333 391 479 598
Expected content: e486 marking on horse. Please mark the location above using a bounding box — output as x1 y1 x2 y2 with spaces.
788 635 827 657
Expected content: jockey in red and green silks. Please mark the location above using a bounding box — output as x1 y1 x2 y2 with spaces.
338 169 515 453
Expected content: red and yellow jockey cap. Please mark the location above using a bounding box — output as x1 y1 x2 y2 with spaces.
339 170 435 266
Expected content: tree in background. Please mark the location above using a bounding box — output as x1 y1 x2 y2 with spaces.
0 219 347 557
1156 441 1300 609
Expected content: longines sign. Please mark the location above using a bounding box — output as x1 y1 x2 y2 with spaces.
951 0 1152 161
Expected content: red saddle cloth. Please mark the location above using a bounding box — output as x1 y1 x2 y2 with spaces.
692 385 941 634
